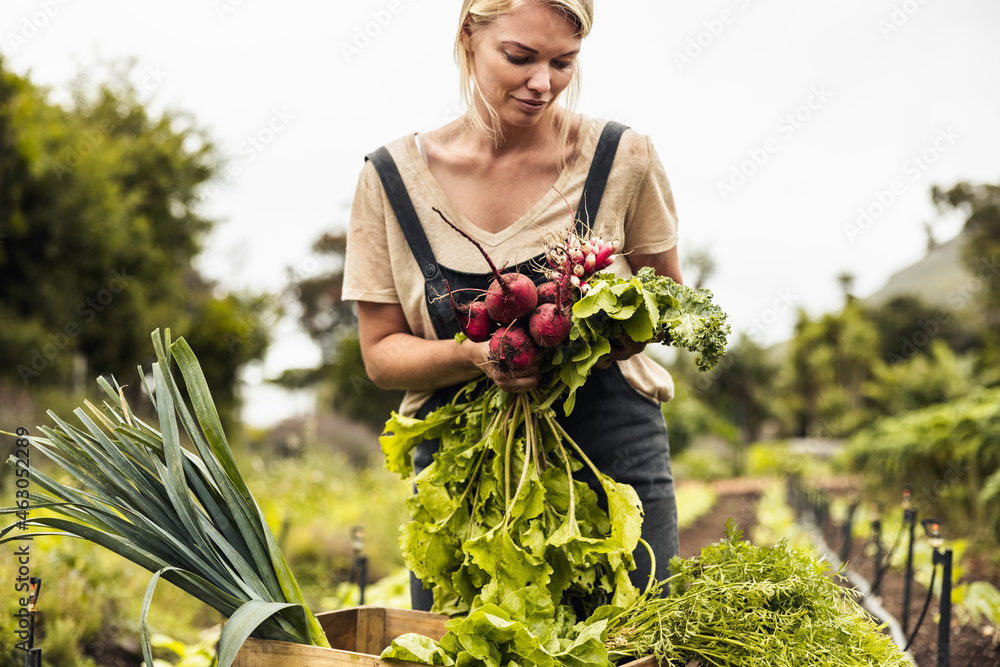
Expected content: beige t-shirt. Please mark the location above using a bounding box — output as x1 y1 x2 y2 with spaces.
343 115 679 417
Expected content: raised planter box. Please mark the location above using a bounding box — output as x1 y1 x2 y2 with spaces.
232 605 657 666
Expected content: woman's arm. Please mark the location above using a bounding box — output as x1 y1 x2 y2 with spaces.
627 245 683 284
357 301 542 392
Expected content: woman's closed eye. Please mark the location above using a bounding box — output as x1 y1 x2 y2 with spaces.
504 52 575 70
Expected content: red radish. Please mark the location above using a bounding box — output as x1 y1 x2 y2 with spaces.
433 207 536 325
489 326 537 374
460 300 495 342
485 274 537 325
594 239 617 269
529 303 572 348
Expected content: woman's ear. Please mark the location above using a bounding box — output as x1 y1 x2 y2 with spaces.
460 14 473 48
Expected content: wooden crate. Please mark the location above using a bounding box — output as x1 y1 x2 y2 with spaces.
232 605 658 666
233 606 448 667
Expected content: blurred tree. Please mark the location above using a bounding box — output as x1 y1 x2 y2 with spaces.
862 339 978 416
286 230 403 431
836 271 856 303
933 181 1000 322
861 294 975 364
923 221 938 252
778 301 880 437
669 334 776 474
682 246 716 290
0 58 269 425
290 231 357 361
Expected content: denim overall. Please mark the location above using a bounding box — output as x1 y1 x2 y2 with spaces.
366 122 678 611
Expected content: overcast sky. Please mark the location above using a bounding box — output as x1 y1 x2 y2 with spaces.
3 0 1000 382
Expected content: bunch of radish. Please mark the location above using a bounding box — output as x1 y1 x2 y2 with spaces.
434 208 617 375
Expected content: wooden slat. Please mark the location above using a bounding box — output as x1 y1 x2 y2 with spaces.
355 606 387 655
618 656 660 667
317 608 359 652
232 606 663 666
234 637 381 667
382 608 450 644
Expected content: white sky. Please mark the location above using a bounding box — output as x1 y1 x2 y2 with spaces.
3 0 1000 379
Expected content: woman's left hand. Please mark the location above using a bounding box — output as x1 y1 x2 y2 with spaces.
596 334 647 369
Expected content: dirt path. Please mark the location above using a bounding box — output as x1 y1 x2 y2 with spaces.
676 479 763 558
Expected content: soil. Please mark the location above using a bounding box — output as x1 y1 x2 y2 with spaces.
677 478 999 667
676 478 764 558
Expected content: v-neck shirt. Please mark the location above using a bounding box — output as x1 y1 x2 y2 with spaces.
343 115 680 415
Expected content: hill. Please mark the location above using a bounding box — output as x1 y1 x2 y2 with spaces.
860 231 971 310
763 229 972 364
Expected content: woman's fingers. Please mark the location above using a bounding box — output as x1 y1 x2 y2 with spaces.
596 334 647 369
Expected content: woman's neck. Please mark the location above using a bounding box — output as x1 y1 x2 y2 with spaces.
464 107 567 158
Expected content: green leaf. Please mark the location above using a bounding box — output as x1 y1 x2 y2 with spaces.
381 405 463 477
381 633 455 665
215 600 309 667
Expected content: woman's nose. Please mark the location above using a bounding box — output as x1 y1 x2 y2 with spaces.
526 65 551 94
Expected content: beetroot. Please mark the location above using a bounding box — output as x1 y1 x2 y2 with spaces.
489 326 537 373
434 207 537 326
529 303 572 348
485 274 538 325
536 280 572 308
460 300 495 342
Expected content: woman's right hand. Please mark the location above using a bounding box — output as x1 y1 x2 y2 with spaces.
358 300 541 393
479 342 542 393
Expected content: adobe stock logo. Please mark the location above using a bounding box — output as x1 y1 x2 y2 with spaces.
341 1 407 63
716 85 833 202
843 127 958 244
672 0 756 73
5 0 72 53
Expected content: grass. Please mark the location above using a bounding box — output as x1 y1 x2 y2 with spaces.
675 480 718 530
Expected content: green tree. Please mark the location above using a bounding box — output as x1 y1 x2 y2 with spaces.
862 294 974 364
862 339 979 416
285 230 404 430
933 181 1000 322
778 301 880 437
0 58 269 425
290 231 357 361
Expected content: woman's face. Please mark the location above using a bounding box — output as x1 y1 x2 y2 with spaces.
464 2 581 129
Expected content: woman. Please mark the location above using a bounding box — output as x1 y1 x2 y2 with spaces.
342 0 683 610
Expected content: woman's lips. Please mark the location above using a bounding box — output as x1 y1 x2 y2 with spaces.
515 97 547 112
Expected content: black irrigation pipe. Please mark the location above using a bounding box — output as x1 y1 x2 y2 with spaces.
904 559 938 652
799 516 914 662
868 512 907 598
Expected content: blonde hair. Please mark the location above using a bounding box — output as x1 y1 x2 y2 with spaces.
454 0 594 149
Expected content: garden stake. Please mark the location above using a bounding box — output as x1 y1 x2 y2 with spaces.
351 525 368 605
24 576 41 667
839 499 857 563
932 524 952 667
871 511 884 595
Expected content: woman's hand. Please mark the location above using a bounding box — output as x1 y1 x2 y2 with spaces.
590 246 681 369
481 344 543 392
596 333 647 369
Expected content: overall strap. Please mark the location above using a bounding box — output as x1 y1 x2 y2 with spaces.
575 120 628 234
365 146 455 333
